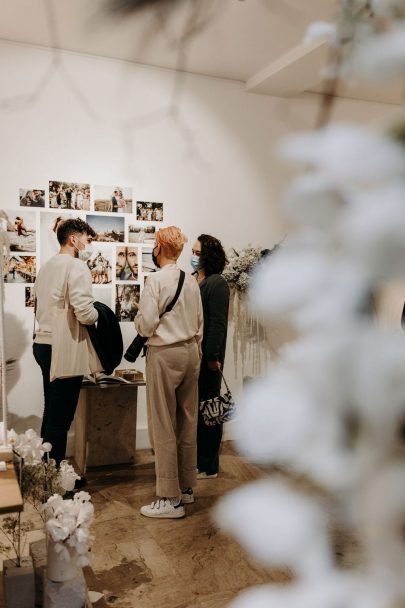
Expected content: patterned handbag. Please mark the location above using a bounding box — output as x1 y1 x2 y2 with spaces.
199 371 235 426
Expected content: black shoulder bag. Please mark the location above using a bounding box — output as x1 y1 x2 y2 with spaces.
124 270 186 362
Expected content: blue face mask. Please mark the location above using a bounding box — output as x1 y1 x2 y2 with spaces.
191 255 200 272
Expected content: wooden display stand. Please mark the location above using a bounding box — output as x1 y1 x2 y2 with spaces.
0 462 23 514
73 381 145 475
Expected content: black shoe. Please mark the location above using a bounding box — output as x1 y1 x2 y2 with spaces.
74 476 87 490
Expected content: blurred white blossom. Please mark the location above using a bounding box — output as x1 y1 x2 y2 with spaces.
58 460 80 492
279 125 405 184
215 479 332 577
283 173 347 229
352 28 405 81
304 21 338 45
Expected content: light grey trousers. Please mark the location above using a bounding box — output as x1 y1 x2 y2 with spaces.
146 339 200 497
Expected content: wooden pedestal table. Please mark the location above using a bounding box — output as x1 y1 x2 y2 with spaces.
0 463 23 514
73 381 146 476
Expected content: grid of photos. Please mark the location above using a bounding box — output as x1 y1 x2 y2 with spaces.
115 284 140 322
116 246 138 281
94 186 132 214
49 181 91 210
4 255 36 283
128 224 156 244
4 179 165 324
87 246 113 285
25 287 35 307
136 201 164 222
86 214 125 242
19 189 45 208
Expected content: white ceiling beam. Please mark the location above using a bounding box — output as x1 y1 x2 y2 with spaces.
245 39 328 97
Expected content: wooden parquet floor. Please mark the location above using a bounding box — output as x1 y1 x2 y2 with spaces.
0 444 293 608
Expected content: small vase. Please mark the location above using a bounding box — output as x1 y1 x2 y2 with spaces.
3 556 35 608
46 538 78 583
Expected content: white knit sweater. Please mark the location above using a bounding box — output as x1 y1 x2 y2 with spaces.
34 253 98 345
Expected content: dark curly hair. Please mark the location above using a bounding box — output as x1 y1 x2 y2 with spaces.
57 218 96 245
198 234 227 276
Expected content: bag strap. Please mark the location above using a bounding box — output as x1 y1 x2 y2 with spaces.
33 295 37 340
159 270 185 318
219 369 231 394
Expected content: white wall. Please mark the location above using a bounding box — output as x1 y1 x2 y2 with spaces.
0 40 402 449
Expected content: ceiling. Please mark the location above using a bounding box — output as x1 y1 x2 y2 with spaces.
0 0 335 81
0 0 400 104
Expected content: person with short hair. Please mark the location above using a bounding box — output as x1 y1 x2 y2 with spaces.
136 226 203 519
33 218 101 465
191 234 230 479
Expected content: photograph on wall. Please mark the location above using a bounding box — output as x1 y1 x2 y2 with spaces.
86 214 125 242
40 212 85 265
115 284 140 322
19 188 45 208
25 286 35 307
49 181 90 210
86 247 113 285
116 246 138 281
4 255 36 283
94 185 133 214
4 209 36 252
141 250 156 274
136 201 164 222
128 224 156 244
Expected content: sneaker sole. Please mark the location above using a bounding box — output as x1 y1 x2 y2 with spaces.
197 474 218 479
140 508 186 519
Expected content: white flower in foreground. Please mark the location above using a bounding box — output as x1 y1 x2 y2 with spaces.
283 173 348 229
215 479 332 577
304 21 337 44
359 462 405 591
279 125 405 184
229 574 393 608
250 247 371 330
235 369 319 465
370 0 405 17
8 428 52 464
351 329 405 461
352 28 405 82
59 460 80 492
338 180 405 279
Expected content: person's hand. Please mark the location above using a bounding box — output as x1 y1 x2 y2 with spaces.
207 360 221 371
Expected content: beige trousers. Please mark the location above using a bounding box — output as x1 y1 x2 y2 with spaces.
146 339 200 497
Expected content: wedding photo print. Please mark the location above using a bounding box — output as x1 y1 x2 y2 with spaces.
19 188 45 207
128 224 156 244
86 214 125 242
4 255 36 283
49 181 90 210
4 209 36 252
25 286 35 307
141 249 156 274
136 201 164 222
40 212 84 264
116 246 138 281
115 284 140 322
94 185 133 213
86 248 113 284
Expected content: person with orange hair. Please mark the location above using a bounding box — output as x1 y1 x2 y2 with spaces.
135 226 203 518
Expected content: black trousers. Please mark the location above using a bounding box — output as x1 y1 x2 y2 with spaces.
197 414 223 475
33 343 83 466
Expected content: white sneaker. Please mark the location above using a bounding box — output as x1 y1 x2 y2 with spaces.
140 498 185 519
181 488 195 504
197 471 218 479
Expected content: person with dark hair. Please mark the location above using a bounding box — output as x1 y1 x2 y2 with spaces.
33 218 101 466
192 234 230 479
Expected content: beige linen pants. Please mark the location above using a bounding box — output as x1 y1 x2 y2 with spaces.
146 339 200 497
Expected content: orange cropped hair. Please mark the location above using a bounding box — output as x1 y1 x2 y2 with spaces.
156 226 188 259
